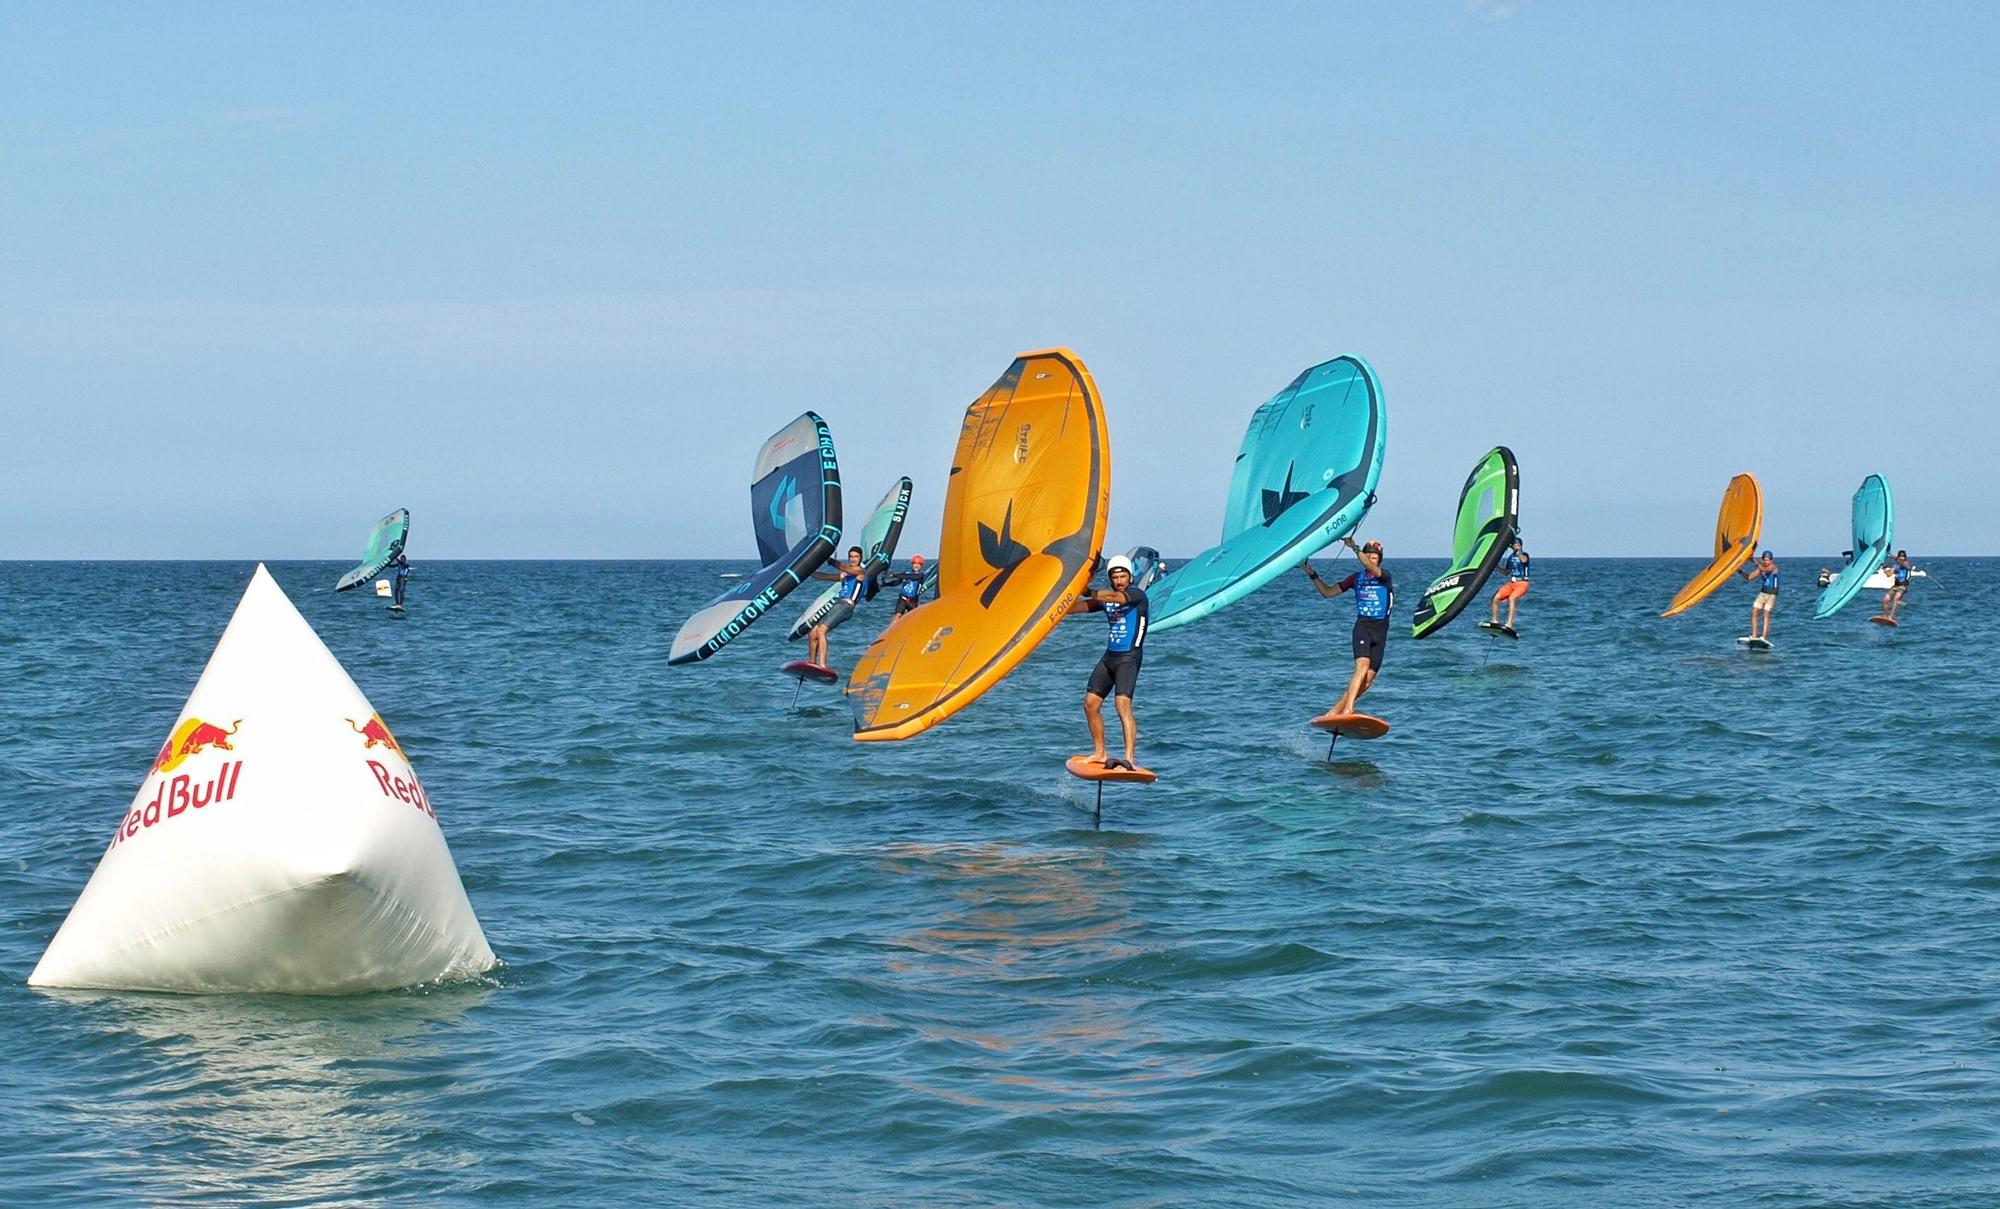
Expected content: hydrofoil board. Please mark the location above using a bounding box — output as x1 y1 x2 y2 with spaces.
1309 712 1390 740
781 660 838 685
1065 755 1157 784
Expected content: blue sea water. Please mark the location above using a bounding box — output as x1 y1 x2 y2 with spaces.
1 558 1995 1206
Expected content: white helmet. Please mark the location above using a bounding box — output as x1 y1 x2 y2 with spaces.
1105 555 1134 576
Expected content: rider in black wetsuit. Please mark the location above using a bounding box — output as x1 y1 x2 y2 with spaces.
389 553 411 611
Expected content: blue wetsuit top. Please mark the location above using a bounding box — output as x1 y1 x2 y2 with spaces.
1502 549 1531 581
838 572 865 604
1758 568 1779 593
897 576 922 603
1340 569 1393 620
1090 586 1149 654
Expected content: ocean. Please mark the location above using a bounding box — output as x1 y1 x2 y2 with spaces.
1 558 1994 1206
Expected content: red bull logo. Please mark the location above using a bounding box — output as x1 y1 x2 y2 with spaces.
152 717 242 775
347 714 402 756
110 760 244 850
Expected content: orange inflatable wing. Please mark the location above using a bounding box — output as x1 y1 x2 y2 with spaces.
847 349 1110 741
1662 473 1763 618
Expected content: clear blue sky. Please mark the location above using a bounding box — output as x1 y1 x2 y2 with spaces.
3 2 1993 558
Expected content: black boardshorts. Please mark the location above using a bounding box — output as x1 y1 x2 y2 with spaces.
1086 650 1142 700
1351 617 1389 671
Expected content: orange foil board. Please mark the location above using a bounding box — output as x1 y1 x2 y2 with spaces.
1662 473 1764 618
1065 755 1158 784
847 349 1110 741
1309 712 1390 739
1868 615 1899 627
781 660 838 684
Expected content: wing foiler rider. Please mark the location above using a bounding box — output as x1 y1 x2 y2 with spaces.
877 554 928 617
1885 549 1915 621
389 553 411 611
1490 535 1530 629
1066 554 1148 770
1738 550 1778 641
1302 536 1392 717
807 546 866 671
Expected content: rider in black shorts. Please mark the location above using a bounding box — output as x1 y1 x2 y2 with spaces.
1065 554 1149 769
1302 536 1393 716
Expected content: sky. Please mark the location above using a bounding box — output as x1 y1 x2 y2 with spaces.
2 2 1994 559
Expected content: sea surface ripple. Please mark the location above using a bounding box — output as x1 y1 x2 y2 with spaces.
1 559 1995 1206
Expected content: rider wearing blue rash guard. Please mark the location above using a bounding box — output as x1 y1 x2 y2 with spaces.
1737 549 1778 642
891 554 927 615
1885 549 1916 621
1302 536 1393 717
807 546 866 671
1065 554 1148 769
388 553 411 611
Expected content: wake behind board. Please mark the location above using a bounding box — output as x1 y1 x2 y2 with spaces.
1735 636 1774 650
780 660 839 685
1476 621 1518 639
1868 615 1899 627
1309 712 1390 740
1065 754 1158 784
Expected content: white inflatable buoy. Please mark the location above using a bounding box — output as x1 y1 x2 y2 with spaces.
31 564 496 994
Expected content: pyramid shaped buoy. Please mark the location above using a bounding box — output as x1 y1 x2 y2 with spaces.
31 565 497 994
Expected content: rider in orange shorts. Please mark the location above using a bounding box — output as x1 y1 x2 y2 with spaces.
1490 535 1530 630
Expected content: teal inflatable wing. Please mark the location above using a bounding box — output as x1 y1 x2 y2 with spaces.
1147 356 1386 632
334 509 411 592
1813 474 1894 620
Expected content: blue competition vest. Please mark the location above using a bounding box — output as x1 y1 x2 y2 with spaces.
1347 569 1392 620
1100 587 1149 653
1503 550 1531 581
1759 568 1779 593
839 573 865 604
897 576 922 603
1893 563 1911 586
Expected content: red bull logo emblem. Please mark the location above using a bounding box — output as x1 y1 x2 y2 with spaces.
152 717 242 774
347 714 402 756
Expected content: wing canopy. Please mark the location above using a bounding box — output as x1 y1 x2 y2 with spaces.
1147 356 1386 632
334 509 411 592
1411 447 1519 638
1812 474 1894 620
670 413 842 664
846 350 1109 740
1662 474 1763 618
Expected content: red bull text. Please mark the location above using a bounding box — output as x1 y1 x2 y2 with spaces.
367 761 435 819
109 762 244 849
